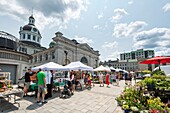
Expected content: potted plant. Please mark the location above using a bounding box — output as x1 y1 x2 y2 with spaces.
122 104 130 113
148 97 168 113
144 78 156 91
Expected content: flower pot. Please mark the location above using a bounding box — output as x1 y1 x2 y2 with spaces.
124 109 130 113
147 84 155 91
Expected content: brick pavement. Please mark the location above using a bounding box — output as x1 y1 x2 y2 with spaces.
0 80 138 113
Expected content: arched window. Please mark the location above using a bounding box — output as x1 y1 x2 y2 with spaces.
45 54 48 60
39 55 42 61
51 51 55 59
80 57 88 64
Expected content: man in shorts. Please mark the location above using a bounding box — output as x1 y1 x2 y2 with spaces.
24 68 32 97
37 68 47 105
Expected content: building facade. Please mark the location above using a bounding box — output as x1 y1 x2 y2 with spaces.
101 49 155 72
30 32 100 68
0 15 100 84
120 49 154 60
0 31 32 83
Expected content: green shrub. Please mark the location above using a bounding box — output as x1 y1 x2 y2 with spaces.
151 70 166 76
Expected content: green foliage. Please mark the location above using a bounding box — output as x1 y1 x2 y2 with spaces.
142 70 151 74
143 77 156 85
151 70 166 76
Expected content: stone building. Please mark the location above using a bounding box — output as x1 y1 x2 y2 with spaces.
30 32 100 68
0 15 100 84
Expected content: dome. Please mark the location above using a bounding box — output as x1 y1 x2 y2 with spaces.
49 41 56 48
0 31 18 50
29 15 34 20
22 25 41 35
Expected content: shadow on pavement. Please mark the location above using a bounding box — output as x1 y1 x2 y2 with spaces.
0 98 19 112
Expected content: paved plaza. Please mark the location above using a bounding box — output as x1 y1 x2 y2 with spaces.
0 80 137 113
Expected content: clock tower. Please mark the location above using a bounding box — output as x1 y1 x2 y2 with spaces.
19 15 42 47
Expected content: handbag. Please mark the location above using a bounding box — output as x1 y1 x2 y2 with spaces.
44 87 48 94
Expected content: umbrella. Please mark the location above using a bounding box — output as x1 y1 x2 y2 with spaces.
140 56 170 70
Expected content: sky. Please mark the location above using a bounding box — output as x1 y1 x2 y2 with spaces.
0 0 170 61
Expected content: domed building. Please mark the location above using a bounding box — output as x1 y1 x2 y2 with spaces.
0 15 100 84
18 15 46 54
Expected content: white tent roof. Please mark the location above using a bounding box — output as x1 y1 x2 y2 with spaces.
31 62 67 71
64 61 93 71
110 66 116 71
115 68 123 72
94 65 111 72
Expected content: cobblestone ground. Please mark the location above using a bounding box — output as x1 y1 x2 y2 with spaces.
0 80 138 113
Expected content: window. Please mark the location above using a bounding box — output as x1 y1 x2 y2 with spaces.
45 54 48 60
40 55 42 61
28 34 31 40
33 36 36 41
52 51 55 59
34 56 37 62
23 34 25 39
37 37 39 42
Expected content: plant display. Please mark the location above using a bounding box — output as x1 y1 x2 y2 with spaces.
116 75 170 112
148 97 167 111
151 70 166 76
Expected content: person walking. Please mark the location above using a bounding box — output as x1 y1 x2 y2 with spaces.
70 71 75 95
124 72 128 85
105 72 110 88
37 68 47 105
45 70 52 99
99 72 104 87
116 72 119 86
23 68 32 97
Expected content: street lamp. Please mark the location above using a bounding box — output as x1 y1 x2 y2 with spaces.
64 51 68 65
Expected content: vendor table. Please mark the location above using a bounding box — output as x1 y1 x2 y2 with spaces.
54 82 65 92
54 82 65 87
29 83 38 91
0 89 23 112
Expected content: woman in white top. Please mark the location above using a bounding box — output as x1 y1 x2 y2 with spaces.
99 72 104 87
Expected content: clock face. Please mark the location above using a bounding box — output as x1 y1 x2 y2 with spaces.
33 28 37 32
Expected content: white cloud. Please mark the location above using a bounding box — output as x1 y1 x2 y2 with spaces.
102 41 118 50
112 8 128 22
93 25 100 29
113 21 147 38
73 35 93 45
133 28 170 50
98 13 103 19
162 3 170 12
0 0 89 31
93 25 103 30
104 51 120 61
128 0 133 5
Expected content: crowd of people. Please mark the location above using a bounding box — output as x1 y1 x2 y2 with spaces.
23 68 136 105
97 70 136 88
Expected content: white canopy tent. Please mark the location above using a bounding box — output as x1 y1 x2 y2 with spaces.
115 68 123 72
64 61 93 71
31 62 68 71
122 70 128 73
94 65 111 72
110 66 116 71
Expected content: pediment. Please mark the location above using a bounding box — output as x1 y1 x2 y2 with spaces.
79 43 93 52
